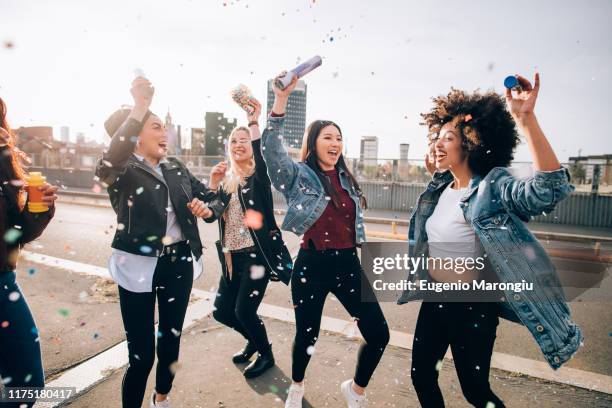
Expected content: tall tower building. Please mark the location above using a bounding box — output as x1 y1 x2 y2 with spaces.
266 79 307 149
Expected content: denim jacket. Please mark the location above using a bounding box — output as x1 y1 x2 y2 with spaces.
260 116 366 244
397 166 582 369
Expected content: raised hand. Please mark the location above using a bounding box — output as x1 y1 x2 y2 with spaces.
247 98 262 123
130 76 154 110
272 71 298 99
505 73 540 122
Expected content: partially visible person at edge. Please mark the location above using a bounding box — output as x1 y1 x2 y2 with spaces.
262 73 390 408
0 97 58 408
397 73 582 408
96 77 221 408
205 96 293 379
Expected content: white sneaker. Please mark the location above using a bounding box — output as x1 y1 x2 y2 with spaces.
341 379 367 408
150 392 171 408
285 383 305 408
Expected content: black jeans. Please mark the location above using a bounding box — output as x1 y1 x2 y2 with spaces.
291 248 389 387
213 250 271 354
411 301 505 408
118 242 193 408
0 271 45 408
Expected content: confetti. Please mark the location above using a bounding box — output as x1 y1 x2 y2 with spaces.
250 265 266 280
3 228 22 244
8 291 20 302
1 321 9 328
28 268 36 276
306 345 315 355
244 209 263 230
58 308 70 318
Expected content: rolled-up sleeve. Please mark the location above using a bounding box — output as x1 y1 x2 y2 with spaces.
499 167 575 219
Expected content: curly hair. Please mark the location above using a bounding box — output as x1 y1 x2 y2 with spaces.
421 88 520 176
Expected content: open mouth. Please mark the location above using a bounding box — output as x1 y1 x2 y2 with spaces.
158 141 168 149
327 149 339 159
435 151 447 161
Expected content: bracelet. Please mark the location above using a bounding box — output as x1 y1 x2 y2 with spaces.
248 121 259 127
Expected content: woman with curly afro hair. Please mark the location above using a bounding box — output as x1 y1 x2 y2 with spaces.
398 73 582 407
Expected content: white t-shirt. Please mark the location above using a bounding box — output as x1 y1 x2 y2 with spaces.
425 182 478 259
108 153 203 293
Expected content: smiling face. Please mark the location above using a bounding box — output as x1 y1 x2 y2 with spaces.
432 120 468 171
229 128 253 164
136 114 167 161
315 124 343 171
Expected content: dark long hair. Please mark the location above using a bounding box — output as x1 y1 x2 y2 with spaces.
0 97 26 212
299 120 367 210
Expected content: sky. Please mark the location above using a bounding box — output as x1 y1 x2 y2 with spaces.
1 0 611 162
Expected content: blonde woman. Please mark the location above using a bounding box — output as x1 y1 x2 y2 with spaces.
207 98 292 379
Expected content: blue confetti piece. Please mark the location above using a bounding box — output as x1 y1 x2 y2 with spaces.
139 245 152 254
28 268 36 276
93 332 100 340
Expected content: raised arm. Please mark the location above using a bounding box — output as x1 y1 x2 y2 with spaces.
260 73 301 197
499 73 574 218
96 77 153 187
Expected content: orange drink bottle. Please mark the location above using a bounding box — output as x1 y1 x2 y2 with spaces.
27 172 48 213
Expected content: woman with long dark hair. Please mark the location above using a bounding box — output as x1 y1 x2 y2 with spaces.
206 96 292 379
398 73 582 407
261 75 389 408
0 97 58 407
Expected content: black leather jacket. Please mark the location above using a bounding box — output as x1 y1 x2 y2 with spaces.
95 117 221 259
207 139 292 284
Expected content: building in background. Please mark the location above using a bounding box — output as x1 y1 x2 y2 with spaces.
568 154 612 186
360 136 378 166
165 109 182 155
399 143 410 162
266 79 307 149
60 126 70 143
190 127 205 155
204 112 236 156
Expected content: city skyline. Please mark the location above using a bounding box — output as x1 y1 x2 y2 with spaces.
1 0 611 162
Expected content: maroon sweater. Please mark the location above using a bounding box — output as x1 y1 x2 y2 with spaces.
301 169 356 250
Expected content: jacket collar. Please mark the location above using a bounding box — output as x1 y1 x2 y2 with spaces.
460 173 483 203
428 170 483 203
128 154 169 185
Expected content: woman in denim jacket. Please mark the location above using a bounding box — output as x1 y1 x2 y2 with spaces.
397 73 582 407
262 74 389 408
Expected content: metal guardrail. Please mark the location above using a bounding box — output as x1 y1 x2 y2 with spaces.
57 189 612 246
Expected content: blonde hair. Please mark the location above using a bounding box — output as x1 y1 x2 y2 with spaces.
221 126 255 194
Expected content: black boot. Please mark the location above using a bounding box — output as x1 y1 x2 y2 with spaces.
232 341 257 364
243 345 275 378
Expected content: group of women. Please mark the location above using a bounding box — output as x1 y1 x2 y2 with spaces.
0 70 582 408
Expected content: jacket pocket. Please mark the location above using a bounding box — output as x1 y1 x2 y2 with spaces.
474 212 511 230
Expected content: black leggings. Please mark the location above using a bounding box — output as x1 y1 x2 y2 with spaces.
411 301 505 408
291 248 389 387
118 242 193 408
213 250 271 353
0 271 45 408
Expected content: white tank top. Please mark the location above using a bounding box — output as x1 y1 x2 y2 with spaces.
426 182 477 259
